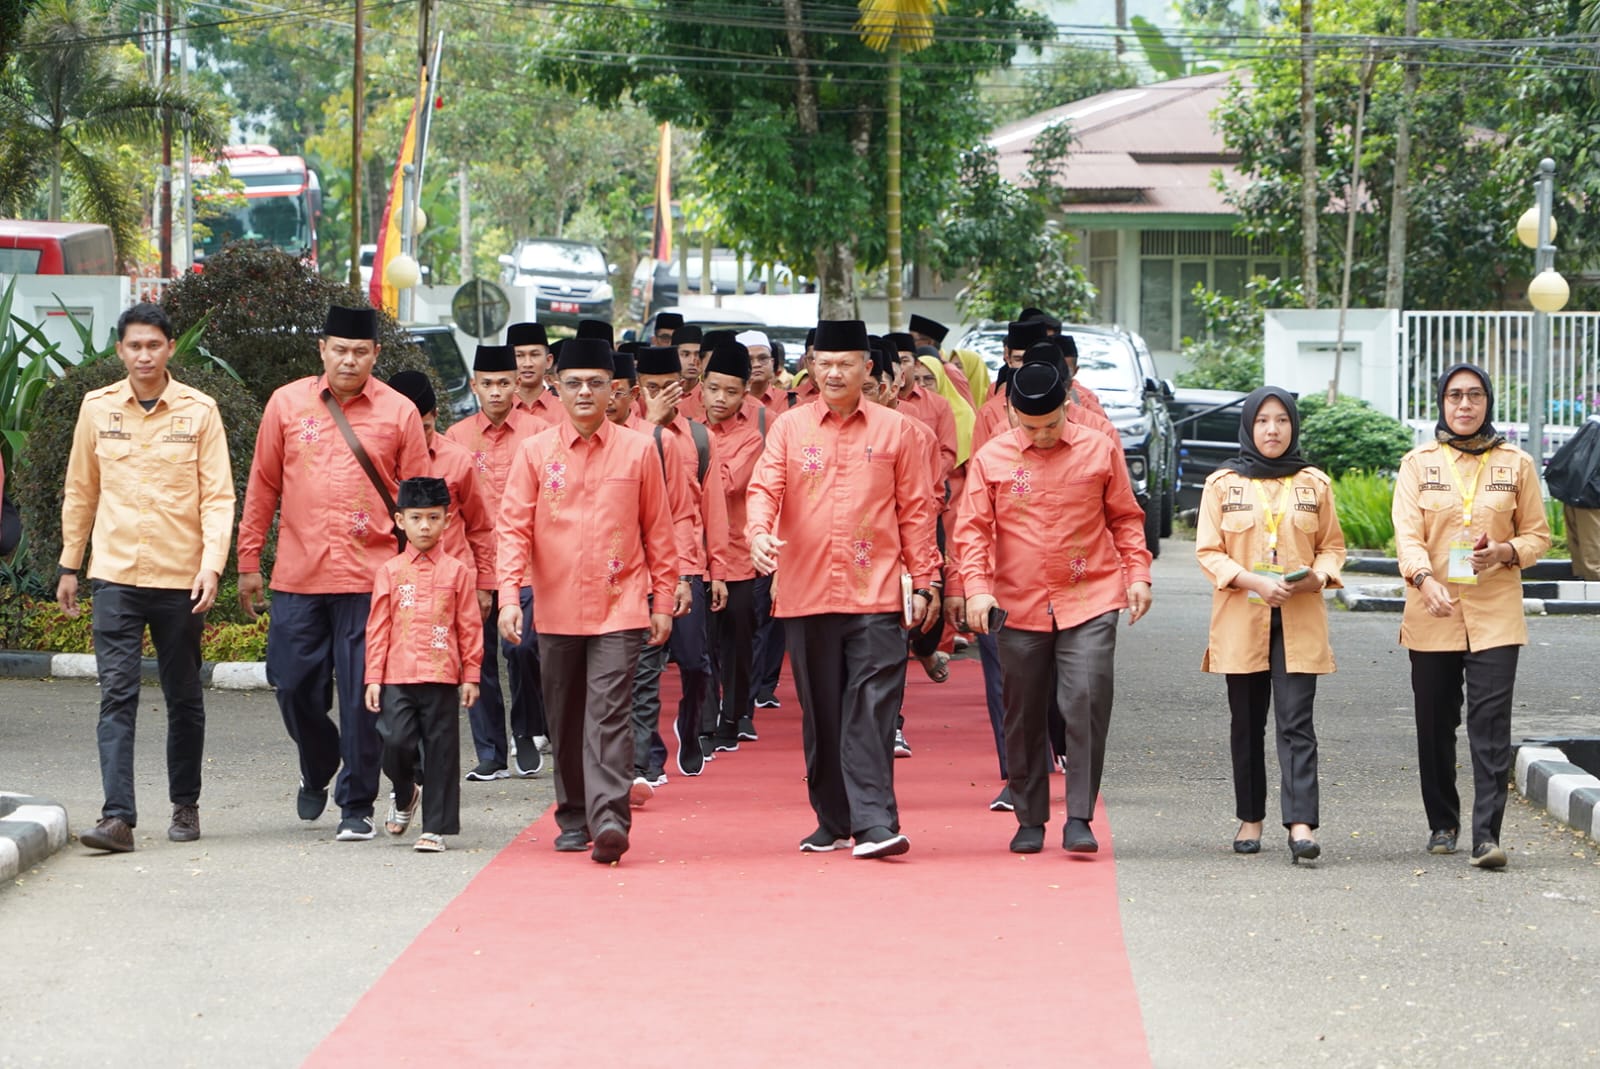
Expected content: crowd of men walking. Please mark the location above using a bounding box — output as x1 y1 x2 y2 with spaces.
54 300 1545 870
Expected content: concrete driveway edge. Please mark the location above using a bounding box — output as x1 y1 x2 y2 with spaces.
1515 744 1600 843
0 649 272 690
0 792 69 887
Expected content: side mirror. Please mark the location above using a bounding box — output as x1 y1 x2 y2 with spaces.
1144 376 1160 395
497 254 514 267
1160 378 1176 400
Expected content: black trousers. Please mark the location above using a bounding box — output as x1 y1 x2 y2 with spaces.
542 630 645 836
631 580 710 772
752 574 785 700
1225 609 1320 828
997 611 1119 827
90 582 206 827
266 591 380 820
1409 645 1519 846
786 613 907 836
706 578 756 738
378 683 461 835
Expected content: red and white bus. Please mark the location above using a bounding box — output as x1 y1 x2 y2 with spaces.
191 145 322 267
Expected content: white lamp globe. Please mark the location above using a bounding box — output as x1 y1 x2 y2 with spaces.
1527 269 1570 313
385 253 421 290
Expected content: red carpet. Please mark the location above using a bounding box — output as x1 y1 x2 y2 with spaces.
308 660 1149 1068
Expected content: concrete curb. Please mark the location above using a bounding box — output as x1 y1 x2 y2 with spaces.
0 792 69 886
1337 579 1600 615
0 650 272 691
1516 743 1600 844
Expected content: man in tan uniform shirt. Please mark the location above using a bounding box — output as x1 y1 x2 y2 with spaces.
58 303 235 853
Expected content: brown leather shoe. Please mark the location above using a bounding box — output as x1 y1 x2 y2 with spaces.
81 816 135 853
168 804 200 843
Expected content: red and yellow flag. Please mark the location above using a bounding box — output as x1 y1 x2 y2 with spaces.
370 67 427 315
652 122 672 262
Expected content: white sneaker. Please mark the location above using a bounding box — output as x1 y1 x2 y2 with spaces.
534 735 552 754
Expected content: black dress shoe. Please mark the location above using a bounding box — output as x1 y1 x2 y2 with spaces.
1288 836 1321 864
1062 817 1098 853
1009 825 1045 853
591 823 630 864
1232 838 1261 854
553 828 590 852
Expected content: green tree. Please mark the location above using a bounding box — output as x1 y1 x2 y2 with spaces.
938 124 1095 322
1213 2 1528 311
0 0 226 267
988 45 1140 125
537 0 1050 318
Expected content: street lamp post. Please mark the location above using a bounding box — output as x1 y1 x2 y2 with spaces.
1518 157 1569 467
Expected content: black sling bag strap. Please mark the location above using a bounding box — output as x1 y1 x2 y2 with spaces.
320 388 405 551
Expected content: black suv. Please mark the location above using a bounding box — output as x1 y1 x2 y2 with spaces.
403 324 477 423
956 321 1179 556
498 238 615 329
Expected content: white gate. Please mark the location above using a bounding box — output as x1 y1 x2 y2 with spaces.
1399 310 1600 457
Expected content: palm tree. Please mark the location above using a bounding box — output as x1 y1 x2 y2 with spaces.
0 0 223 268
857 0 945 331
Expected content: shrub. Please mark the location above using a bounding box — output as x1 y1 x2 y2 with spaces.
1330 471 1396 551
1299 395 1414 478
15 359 270 586
201 615 269 662
1174 340 1263 392
160 242 437 408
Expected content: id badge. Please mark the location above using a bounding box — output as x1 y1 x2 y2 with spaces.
1247 561 1283 603
1447 541 1478 585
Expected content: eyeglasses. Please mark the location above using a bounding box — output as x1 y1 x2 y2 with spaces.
559 377 610 393
1444 389 1487 404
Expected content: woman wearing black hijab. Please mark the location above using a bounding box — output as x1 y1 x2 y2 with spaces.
1392 363 1549 869
1196 387 1346 862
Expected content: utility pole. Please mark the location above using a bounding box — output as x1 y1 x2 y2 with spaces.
180 10 193 273
1383 0 1420 309
349 0 365 291
1298 0 1318 309
458 162 470 284
159 0 173 277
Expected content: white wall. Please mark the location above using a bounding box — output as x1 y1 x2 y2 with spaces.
0 273 131 365
1264 309 1400 417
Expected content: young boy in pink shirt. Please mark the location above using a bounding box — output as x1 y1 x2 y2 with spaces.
364 477 483 852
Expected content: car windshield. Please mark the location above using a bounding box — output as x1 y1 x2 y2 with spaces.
966 328 1140 396
516 242 605 275
1064 331 1140 396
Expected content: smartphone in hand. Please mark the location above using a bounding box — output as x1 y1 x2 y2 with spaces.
1282 567 1311 583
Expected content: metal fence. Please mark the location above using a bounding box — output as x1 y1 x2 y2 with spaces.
1400 310 1600 457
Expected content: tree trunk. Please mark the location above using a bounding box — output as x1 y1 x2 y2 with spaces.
1298 0 1318 309
886 38 903 331
818 243 856 321
1115 0 1127 55
784 0 855 319
49 140 63 219
349 0 364 289
1383 0 1419 309
457 162 470 282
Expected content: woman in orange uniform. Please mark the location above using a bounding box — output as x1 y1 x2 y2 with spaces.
1196 387 1345 863
1392 362 1549 869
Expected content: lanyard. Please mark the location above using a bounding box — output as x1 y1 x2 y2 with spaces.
1251 477 1293 556
1440 446 1483 529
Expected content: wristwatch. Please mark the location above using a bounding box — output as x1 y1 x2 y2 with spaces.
57 566 78 578
913 588 936 601
1411 570 1431 589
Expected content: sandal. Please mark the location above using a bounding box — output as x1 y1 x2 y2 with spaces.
413 832 445 853
386 786 421 836
918 652 950 684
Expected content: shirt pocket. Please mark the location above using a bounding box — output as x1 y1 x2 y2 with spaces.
94 436 133 463
866 450 898 496
1291 507 1320 533
160 438 199 466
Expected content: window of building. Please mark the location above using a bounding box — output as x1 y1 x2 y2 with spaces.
1137 230 1285 350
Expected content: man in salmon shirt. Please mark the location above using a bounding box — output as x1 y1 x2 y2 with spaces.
747 319 941 859
238 305 429 842
444 344 548 780
698 337 767 751
738 330 788 426
630 345 729 780
508 322 560 426
496 336 678 864
952 359 1152 855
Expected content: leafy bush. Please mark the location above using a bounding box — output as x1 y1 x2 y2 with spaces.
1174 339 1263 392
15 359 270 586
1330 471 1396 551
201 615 269 662
160 242 435 407
0 589 267 659
1299 395 1414 478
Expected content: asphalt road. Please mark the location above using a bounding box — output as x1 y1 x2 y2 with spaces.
1 550 1597 1068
